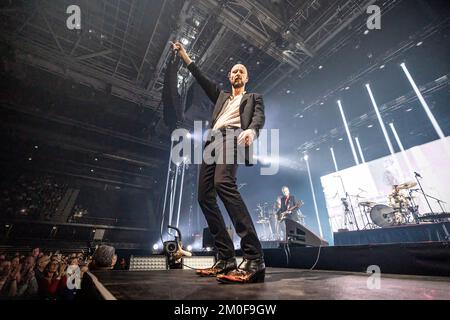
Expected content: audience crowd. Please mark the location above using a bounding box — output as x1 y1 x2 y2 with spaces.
1 174 68 220
0 245 119 300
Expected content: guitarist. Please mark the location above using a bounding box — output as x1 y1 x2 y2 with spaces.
277 186 300 222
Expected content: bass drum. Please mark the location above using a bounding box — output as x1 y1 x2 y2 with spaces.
370 204 397 228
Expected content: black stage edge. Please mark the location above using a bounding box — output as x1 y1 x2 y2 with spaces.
262 241 450 277
334 222 450 246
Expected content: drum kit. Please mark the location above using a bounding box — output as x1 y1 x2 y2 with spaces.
358 181 420 229
255 201 306 240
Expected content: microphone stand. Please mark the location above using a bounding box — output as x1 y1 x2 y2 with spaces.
336 174 360 231
346 192 360 231
421 193 447 213
414 172 434 214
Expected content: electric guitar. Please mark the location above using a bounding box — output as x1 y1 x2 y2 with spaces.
278 200 304 221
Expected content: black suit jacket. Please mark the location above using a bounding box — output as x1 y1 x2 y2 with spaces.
279 195 296 213
187 62 265 136
277 195 301 222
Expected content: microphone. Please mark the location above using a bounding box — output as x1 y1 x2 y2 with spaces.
414 171 422 179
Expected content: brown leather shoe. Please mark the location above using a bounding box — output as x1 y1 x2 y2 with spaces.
195 258 237 277
216 258 265 284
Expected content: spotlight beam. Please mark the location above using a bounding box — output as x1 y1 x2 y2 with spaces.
337 100 360 165
401 62 445 140
365 84 395 155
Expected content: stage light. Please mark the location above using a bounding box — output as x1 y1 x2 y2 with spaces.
303 154 324 238
330 147 339 172
364 30 369 35
365 84 395 155
90 169 94 173
337 100 360 165
416 41 423 47
368 124 374 128
406 108 413 112
34 145 38 149
318 65 323 70
187 245 192 252
181 37 189 45
379 65 385 69
206 247 212 252
28 157 32 161
94 158 98 161
186 132 191 139
338 138 343 141
400 62 445 139
153 243 159 251
354 137 366 163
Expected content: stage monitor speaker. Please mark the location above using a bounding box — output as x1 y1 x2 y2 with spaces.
283 220 328 247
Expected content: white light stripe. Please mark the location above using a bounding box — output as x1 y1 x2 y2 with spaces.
305 156 324 238
337 100 360 165
330 147 339 172
365 84 395 155
401 62 445 140
354 137 366 163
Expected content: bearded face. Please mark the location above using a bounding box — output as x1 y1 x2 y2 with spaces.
229 64 248 89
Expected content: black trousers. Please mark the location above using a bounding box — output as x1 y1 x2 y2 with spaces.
198 132 263 260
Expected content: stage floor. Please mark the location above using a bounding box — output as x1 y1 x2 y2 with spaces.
94 268 450 300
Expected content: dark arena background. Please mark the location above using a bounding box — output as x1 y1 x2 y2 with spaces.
1 0 450 308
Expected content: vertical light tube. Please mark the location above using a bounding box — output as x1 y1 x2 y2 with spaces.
304 155 324 238
354 137 366 163
365 84 395 155
330 147 339 172
176 161 186 229
337 100 360 165
389 123 405 152
389 122 415 177
401 63 445 139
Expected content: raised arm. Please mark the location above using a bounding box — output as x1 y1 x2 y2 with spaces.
170 41 220 104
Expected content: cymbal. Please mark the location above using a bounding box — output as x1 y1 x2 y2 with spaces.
397 181 418 189
359 201 376 207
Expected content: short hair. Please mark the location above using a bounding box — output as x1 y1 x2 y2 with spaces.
93 245 116 268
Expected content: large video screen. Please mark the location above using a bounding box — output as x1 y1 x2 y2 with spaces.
321 138 450 232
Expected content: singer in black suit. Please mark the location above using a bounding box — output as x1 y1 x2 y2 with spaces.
171 41 266 284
